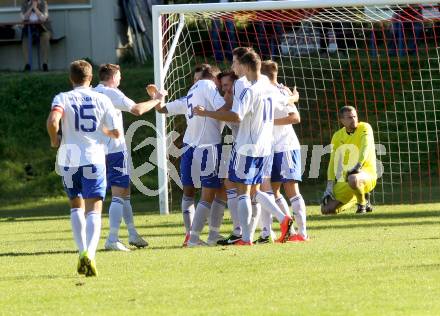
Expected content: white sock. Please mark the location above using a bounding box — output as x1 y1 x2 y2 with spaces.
108 197 124 243
237 195 252 242
259 208 272 239
255 190 286 223
275 196 290 216
227 188 241 236
86 211 102 260
276 196 296 234
123 196 138 237
249 201 261 242
208 198 226 241
181 195 195 234
70 208 86 254
189 201 211 243
290 195 307 237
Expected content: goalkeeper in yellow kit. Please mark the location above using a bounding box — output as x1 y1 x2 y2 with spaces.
321 106 377 215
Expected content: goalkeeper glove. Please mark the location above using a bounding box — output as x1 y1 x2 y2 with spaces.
321 180 335 205
346 162 362 180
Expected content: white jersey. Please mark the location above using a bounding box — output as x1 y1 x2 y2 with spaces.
166 79 225 146
94 84 135 154
228 76 250 139
273 83 301 152
51 86 118 167
231 76 281 157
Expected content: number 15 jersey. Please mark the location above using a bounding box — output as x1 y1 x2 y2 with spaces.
51 86 118 167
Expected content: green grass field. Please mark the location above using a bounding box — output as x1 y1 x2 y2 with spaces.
1 196 439 315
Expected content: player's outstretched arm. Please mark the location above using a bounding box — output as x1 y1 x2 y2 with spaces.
288 86 299 104
215 92 233 112
193 105 240 122
102 125 120 139
130 99 162 116
217 104 232 112
155 103 168 114
46 110 62 148
274 112 300 125
146 84 159 98
130 85 168 116
146 84 169 114
107 129 120 139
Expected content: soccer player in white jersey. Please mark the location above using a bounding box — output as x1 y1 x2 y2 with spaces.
94 64 164 251
155 65 226 247
258 60 308 243
216 47 254 246
46 60 120 276
217 47 282 245
194 51 293 245
148 64 216 247
212 69 241 246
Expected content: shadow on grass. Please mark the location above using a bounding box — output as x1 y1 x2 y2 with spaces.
0 200 69 219
311 219 439 231
121 210 440 231
309 209 440 221
0 245 188 257
0 249 77 257
0 229 72 236
136 222 189 229
404 263 440 271
0 216 70 223
1 198 439 241
3 237 73 243
0 247 134 258
0 195 160 221
407 236 440 241
147 245 187 250
133 218 235 230
0 274 77 282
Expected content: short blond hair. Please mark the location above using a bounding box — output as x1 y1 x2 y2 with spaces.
261 60 278 81
69 60 93 85
98 63 120 82
239 51 261 72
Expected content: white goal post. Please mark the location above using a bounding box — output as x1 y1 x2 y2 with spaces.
152 0 440 214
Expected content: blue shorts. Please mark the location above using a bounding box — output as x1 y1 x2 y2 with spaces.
106 151 130 188
180 143 222 188
271 150 302 183
228 147 272 185
61 164 106 200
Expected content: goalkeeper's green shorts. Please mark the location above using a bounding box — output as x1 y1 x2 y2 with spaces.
334 173 376 211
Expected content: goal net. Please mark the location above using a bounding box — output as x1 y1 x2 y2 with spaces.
152 0 440 214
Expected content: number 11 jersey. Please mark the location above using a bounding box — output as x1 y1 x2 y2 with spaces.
232 77 286 157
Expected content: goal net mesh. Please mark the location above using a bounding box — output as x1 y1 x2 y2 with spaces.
159 2 440 205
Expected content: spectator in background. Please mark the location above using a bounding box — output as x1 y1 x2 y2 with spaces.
255 20 283 59
256 0 283 58
388 5 423 56
21 0 52 71
318 21 354 57
204 0 236 62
